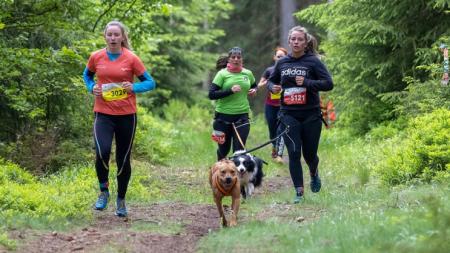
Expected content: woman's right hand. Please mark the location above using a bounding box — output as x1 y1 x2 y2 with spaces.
271 84 282 93
231 85 241 93
93 85 102 96
257 78 267 88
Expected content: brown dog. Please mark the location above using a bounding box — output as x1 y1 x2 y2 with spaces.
209 159 240 227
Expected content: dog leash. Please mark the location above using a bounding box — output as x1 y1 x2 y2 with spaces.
232 122 246 150
228 122 290 160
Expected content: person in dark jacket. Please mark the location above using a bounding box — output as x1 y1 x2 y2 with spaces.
268 26 333 203
257 47 288 163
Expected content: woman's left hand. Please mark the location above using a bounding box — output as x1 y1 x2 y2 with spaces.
122 82 133 93
248 88 257 97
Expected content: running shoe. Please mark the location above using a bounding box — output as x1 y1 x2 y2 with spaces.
94 191 109 210
115 198 128 217
273 156 284 164
293 187 304 204
310 171 322 193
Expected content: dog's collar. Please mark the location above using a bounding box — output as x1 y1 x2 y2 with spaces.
215 174 237 196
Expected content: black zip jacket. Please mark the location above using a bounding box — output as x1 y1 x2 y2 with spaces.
267 52 333 111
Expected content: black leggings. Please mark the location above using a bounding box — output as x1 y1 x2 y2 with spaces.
265 104 285 156
94 112 136 199
213 112 250 160
279 109 322 188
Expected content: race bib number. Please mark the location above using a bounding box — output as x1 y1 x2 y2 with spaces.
102 83 128 102
283 87 307 105
270 92 281 100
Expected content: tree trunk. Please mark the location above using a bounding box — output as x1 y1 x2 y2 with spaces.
279 0 327 47
279 0 297 48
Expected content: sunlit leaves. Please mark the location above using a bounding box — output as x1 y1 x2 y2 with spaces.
297 0 450 134
0 0 233 170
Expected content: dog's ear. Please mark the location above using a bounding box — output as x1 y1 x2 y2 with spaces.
226 160 238 172
211 161 223 173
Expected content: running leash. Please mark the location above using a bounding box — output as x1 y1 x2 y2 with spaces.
228 122 290 160
232 122 246 150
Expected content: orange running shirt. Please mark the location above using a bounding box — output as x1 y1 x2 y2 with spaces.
87 48 146 115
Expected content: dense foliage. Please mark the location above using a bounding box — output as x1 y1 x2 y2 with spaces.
0 157 159 229
377 109 450 185
0 0 232 172
297 0 450 134
1 1 450 251
212 0 280 113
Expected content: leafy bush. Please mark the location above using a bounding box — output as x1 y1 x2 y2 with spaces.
0 232 16 251
160 99 218 166
0 45 93 173
133 108 178 164
162 99 212 131
0 159 166 229
397 77 450 117
0 161 95 228
365 117 406 141
45 140 92 173
134 99 216 166
377 109 450 184
0 158 35 185
0 133 92 175
393 37 450 119
297 0 449 134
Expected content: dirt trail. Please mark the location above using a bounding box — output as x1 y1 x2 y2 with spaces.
5 176 291 253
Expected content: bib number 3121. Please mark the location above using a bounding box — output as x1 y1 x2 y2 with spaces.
283 87 307 105
102 83 128 102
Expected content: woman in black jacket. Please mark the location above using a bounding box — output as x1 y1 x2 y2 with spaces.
268 26 333 203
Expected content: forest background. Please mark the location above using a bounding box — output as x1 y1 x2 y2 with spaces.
0 0 449 252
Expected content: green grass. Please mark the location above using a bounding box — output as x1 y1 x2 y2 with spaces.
197 128 450 253
198 175 450 253
0 162 96 230
2 103 449 252
0 232 17 251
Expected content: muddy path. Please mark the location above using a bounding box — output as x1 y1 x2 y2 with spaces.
4 176 292 253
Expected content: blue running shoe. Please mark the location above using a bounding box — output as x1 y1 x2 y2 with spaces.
115 198 127 217
293 187 304 204
94 191 109 210
310 171 322 193
293 194 303 204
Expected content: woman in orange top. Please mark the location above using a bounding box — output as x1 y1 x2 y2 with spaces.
83 20 156 217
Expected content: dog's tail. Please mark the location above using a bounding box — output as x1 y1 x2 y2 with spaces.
254 157 265 173
253 157 265 187
256 157 268 165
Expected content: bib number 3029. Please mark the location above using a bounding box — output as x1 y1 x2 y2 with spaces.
102 83 128 102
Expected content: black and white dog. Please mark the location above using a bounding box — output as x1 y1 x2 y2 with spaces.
231 150 265 199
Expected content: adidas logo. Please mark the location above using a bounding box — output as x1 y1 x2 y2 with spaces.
281 68 307 77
